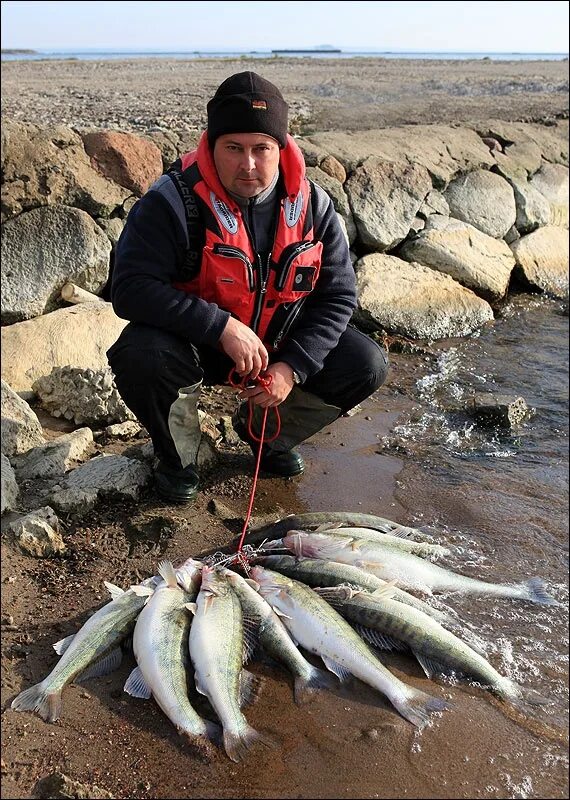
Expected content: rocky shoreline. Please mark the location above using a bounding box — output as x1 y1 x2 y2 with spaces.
1 56 569 800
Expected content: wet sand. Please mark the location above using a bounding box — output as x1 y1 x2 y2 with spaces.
1 56 568 799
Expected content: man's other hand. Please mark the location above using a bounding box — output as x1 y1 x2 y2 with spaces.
219 316 269 379
238 362 296 407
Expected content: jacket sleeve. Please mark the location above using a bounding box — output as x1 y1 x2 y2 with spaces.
276 184 357 382
110 185 230 346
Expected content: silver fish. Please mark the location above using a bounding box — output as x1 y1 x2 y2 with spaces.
251 566 449 728
248 511 432 545
11 576 160 722
223 568 337 703
314 584 521 700
308 526 450 559
188 566 274 762
124 560 217 753
283 531 559 604
254 553 453 622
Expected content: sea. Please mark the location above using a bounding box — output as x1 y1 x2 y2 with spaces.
1 48 568 62
300 290 569 796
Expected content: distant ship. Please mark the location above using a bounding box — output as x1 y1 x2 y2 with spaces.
272 47 342 54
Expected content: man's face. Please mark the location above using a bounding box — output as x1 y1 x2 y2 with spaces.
213 132 281 198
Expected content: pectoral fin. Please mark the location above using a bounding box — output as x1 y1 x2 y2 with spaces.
124 666 152 699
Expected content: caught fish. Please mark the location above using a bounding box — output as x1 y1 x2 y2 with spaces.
248 511 433 546
11 575 161 722
309 526 450 559
251 566 449 728
124 560 217 752
313 584 521 701
254 553 453 622
223 568 337 703
188 566 274 762
283 531 559 604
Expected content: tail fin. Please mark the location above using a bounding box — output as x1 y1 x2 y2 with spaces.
182 730 218 762
294 667 338 705
523 578 560 606
11 683 62 723
392 688 451 729
223 725 278 763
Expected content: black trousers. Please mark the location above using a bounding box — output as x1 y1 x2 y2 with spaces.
107 322 389 470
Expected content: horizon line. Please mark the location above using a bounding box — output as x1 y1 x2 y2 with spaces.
3 46 569 55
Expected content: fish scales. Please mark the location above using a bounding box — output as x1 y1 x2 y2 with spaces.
284 531 558 604
252 566 449 728
255 554 451 622
11 578 158 722
314 586 518 699
189 567 273 762
128 562 215 748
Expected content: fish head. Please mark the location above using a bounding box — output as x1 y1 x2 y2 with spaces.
280 530 311 558
222 568 260 594
250 566 290 597
175 562 203 594
200 564 231 597
282 530 333 559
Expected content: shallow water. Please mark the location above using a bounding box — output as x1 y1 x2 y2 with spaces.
380 293 569 795
296 292 568 798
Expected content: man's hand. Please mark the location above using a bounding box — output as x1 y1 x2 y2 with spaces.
219 316 269 379
238 361 297 407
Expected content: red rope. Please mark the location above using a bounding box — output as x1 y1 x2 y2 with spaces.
228 369 281 555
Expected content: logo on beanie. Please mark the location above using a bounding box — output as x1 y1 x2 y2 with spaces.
284 191 303 227
210 192 238 234
251 99 267 110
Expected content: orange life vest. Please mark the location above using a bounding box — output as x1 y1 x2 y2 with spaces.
172 132 322 346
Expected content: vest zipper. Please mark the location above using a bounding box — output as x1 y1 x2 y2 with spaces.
271 297 308 349
213 244 255 291
250 251 272 334
275 241 316 291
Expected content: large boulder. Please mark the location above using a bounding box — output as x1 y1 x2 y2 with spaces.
345 158 432 250
399 215 516 305
1 121 130 222
0 302 128 394
528 163 569 228
494 164 552 234
1 206 111 323
306 165 356 243
510 226 569 298
474 120 569 168
443 169 516 239
1 379 46 457
81 130 163 195
354 253 494 340
306 125 495 184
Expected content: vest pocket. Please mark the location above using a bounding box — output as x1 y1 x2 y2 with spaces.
199 245 255 311
275 241 323 299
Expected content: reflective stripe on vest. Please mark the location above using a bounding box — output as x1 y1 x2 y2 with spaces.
172 132 323 347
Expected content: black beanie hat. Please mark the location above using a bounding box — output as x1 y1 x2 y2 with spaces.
207 71 289 148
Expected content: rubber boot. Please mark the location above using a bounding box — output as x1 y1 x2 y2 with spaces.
155 381 202 504
232 387 341 477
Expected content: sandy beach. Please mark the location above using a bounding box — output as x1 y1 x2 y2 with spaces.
1 56 568 800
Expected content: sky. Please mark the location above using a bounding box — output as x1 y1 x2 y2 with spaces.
1 0 569 53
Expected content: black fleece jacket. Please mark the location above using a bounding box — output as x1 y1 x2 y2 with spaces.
110 173 357 384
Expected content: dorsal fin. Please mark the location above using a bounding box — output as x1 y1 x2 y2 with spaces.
157 560 178 588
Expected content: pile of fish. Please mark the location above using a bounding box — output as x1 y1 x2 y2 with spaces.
10 511 559 762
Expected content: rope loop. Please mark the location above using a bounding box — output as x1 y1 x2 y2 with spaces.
227 367 282 554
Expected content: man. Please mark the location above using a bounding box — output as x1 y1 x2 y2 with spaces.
107 72 388 504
